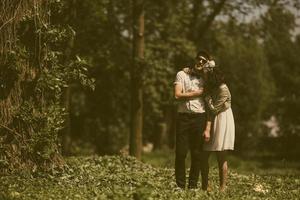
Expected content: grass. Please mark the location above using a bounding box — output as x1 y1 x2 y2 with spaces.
142 149 300 176
0 154 299 200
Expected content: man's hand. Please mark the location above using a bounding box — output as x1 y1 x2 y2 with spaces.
203 129 210 142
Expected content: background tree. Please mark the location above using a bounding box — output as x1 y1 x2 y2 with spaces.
130 0 144 160
20 0 299 160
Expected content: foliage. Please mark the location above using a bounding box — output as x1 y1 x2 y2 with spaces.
1 0 300 169
54 0 300 156
213 29 275 149
0 156 299 199
0 0 95 171
262 5 300 136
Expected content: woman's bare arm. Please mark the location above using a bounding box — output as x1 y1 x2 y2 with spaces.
174 84 204 100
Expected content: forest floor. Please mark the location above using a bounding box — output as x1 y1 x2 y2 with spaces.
1 153 299 200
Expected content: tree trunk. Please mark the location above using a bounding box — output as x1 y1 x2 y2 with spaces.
130 0 144 160
189 0 204 41
189 0 227 47
62 86 72 155
61 0 76 155
197 0 227 40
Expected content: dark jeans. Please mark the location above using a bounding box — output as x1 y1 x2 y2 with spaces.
175 112 208 189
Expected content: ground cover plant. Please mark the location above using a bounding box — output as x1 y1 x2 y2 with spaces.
1 155 299 200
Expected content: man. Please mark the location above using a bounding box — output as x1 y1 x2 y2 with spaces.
174 50 212 190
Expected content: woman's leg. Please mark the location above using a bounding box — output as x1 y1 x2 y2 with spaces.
216 151 228 191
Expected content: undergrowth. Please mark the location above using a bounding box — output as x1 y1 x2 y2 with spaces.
0 155 299 199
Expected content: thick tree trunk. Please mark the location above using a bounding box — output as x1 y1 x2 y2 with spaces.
0 0 64 171
130 0 144 160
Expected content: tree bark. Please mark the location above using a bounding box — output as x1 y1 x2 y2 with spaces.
197 0 227 40
189 0 204 41
130 0 144 160
61 0 76 156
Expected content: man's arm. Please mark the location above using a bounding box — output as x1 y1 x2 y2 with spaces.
174 83 203 100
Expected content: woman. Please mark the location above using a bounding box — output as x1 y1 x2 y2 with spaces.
203 66 235 192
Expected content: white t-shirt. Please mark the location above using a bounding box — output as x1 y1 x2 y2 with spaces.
174 70 206 113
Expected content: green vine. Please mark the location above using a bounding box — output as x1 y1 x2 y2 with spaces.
0 0 95 172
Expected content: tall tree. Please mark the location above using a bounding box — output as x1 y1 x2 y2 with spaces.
130 0 144 160
188 0 227 48
61 0 77 156
0 0 63 171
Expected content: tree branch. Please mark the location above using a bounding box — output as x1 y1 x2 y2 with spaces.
0 123 22 138
198 0 227 40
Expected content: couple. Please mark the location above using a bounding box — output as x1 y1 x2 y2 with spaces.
174 50 235 191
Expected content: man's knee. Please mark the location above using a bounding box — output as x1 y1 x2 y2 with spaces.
176 151 187 160
190 150 202 159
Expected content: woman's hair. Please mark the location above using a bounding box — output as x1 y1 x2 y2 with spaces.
196 50 211 60
206 67 226 92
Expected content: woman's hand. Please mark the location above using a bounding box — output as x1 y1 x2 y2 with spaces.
190 88 204 97
175 86 203 100
205 95 212 103
203 129 210 142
